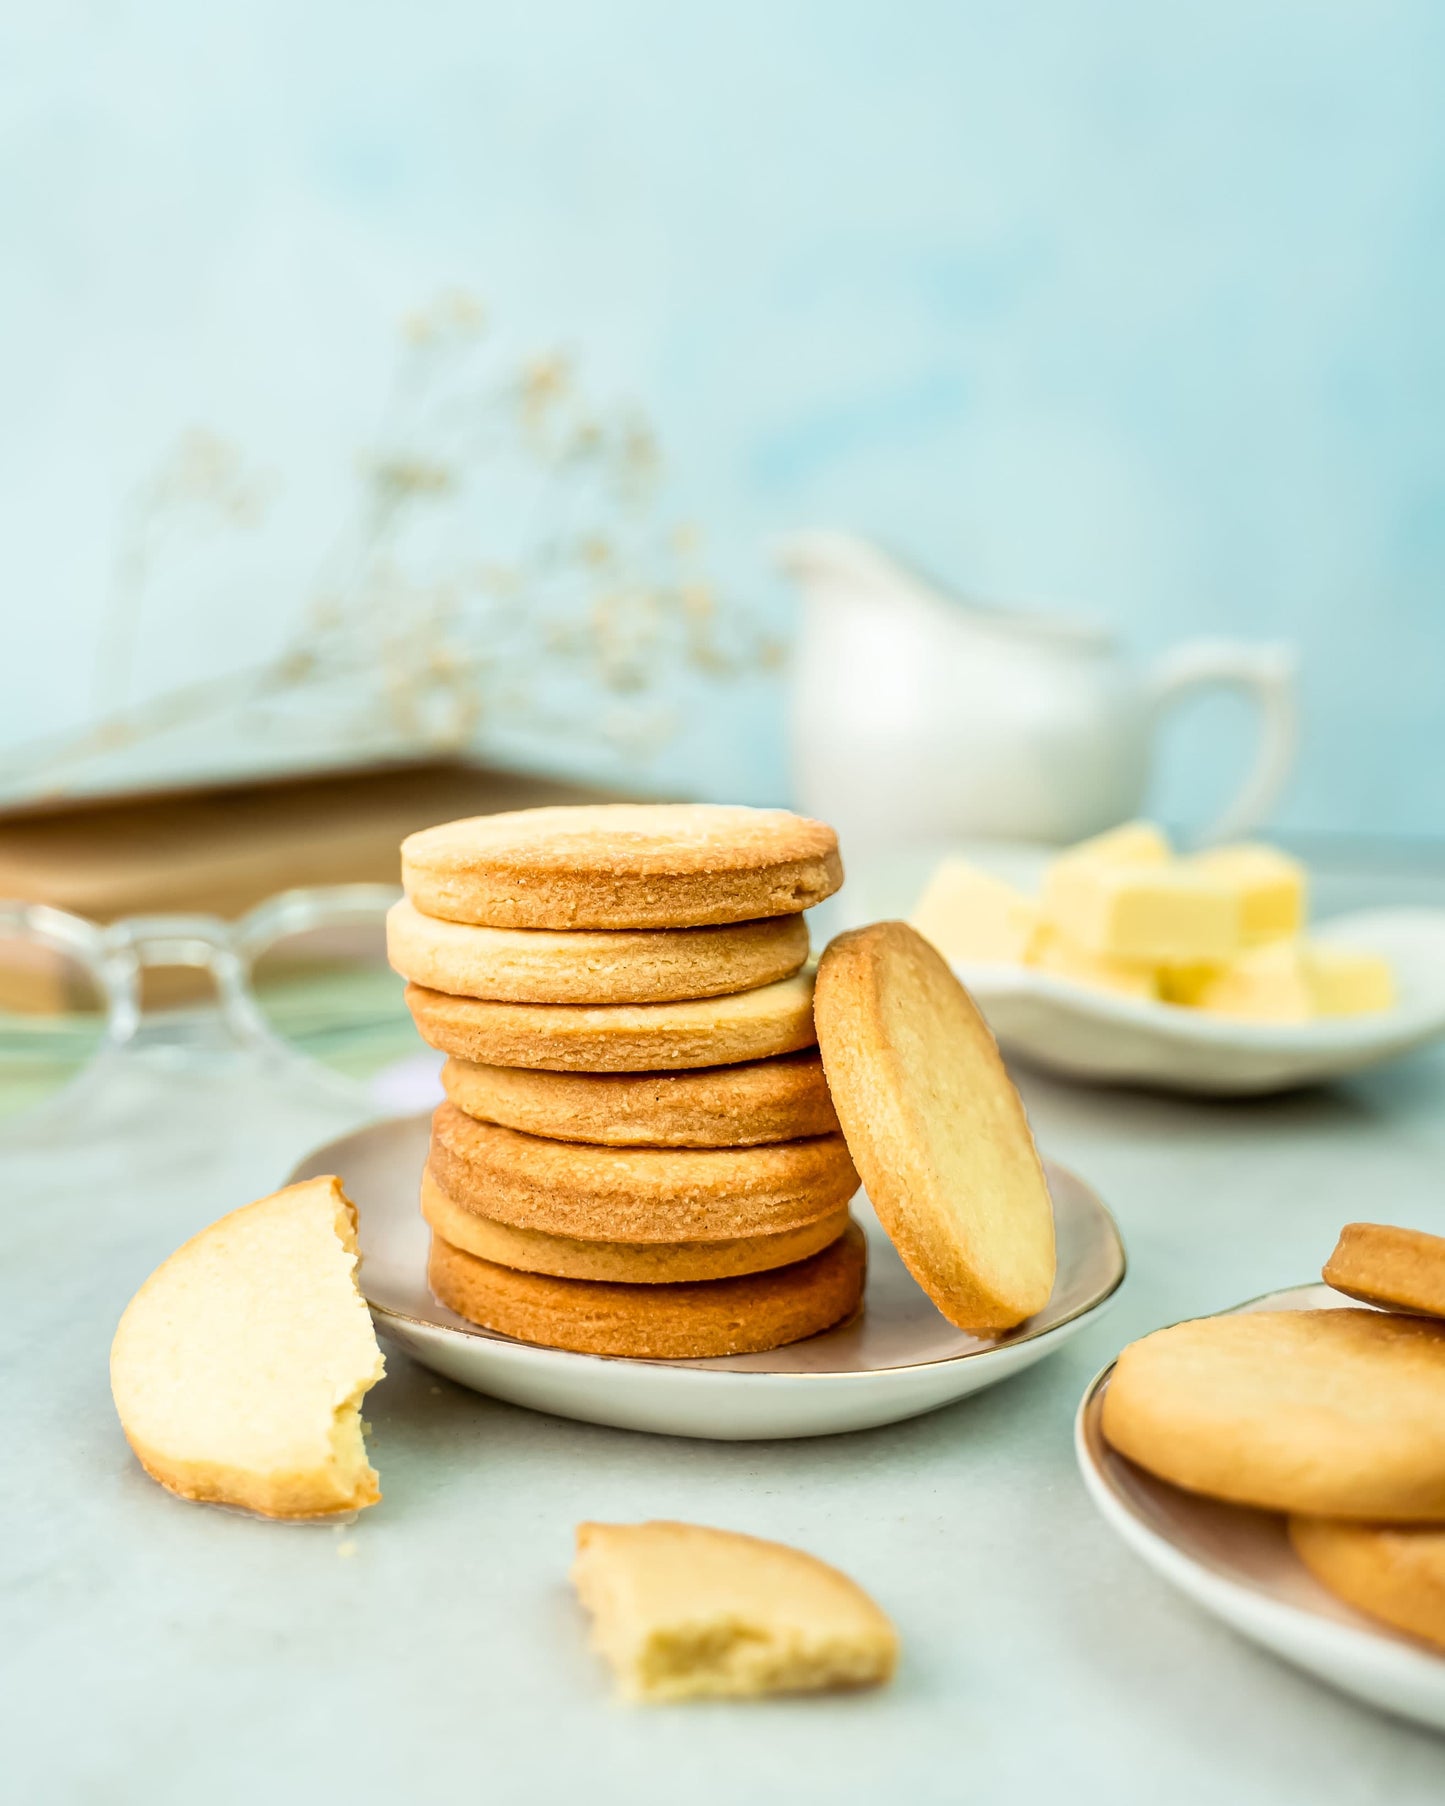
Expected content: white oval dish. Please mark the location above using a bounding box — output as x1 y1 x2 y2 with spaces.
1076 1282 1445 1733
961 908 1445 1095
289 1112 1125 1441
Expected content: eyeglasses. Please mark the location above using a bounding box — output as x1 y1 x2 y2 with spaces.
0 885 422 1123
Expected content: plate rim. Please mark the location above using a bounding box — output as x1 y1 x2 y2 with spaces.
292 1114 1128 1384
1074 1281 1445 1683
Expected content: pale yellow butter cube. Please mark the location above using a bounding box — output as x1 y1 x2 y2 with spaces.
1026 924 1159 1000
1196 939 1395 1021
1188 843 1306 943
1158 960 1224 1007
1196 939 1314 1021
910 860 1039 965
1066 820 1172 866
1042 859 1240 964
1310 945 1395 1016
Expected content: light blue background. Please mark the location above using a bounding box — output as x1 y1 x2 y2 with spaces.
4 1 1443 835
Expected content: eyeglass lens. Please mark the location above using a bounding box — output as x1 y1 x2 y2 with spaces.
0 933 109 1120
248 920 415 1080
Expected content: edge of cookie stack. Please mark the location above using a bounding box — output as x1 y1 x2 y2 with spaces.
389 803 867 1359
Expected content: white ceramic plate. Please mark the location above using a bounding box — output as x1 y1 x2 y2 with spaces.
960 908 1445 1095
290 1112 1125 1441
1076 1283 1445 1733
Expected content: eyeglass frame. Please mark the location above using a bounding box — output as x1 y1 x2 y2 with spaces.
0 884 404 1064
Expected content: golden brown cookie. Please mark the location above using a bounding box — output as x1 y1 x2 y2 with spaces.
1323 1222 1445 1320
573 1521 899 1700
406 969 817 1072
1102 1309 1445 1519
440 1050 840 1148
419 1168 850 1283
402 803 842 929
1289 1516 1445 1652
427 1221 867 1357
428 1101 858 1241
386 899 808 1004
813 921 1055 1334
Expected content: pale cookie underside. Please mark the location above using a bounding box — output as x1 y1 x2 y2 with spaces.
108 1177 385 1519
402 803 842 928
814 921 1055 1334
1102 1309 1445 1519
386 899 809 1004
572 1519 899 1701
1323 1221 1445 1319
406 969 818 1072
440 1050 840 1147
427 1221 867 1357
427 1103 859 1241
1289 1516 1445 1652
419 1168 850 1283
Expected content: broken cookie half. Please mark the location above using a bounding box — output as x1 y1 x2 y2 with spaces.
572 1520 898 1702
110 1175 385 1519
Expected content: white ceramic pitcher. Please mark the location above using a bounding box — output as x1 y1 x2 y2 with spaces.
777 531 1297 851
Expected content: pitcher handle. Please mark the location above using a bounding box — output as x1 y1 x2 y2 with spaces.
1147 640 1298 844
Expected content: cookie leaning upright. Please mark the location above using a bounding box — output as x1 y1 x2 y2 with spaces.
814 921 1055 1333
401 803 842 929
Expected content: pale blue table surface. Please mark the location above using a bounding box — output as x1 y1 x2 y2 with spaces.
4 852 1445 1804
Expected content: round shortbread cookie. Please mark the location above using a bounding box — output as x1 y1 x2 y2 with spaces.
814 921 1055 1335
427 1220 867 1357
1289 1516 1445 1653
406 968 817 1072
440 1050 840 1148
402 803 842 929
387 898 808 1005
1102 1309 1445 1520
1324 1222 1445 1320
428 1102 859 1242
419 1169 849 1283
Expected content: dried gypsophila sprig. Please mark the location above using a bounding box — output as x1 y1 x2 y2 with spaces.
8 291 780 795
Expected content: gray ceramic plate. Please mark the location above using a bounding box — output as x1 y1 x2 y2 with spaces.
291 1111 1125 1440
1077 1284 1445 1731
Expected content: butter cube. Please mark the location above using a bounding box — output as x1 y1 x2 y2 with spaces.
911 860 1038 965
1196 940 1313 1021
1066 820 1172 867
1188 843 1306 944
1026 924 1159 1000
1196 940 1395 1021
1042 859 1240 964
1158 961 1224 1007
1310 945 1395 1016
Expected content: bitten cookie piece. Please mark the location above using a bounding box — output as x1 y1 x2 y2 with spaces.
110 1177 385 1519
571 1520 899 1702
1102 1308 1445 1519
402 803 842 929
814 921 1055 1333
428 1222 866 1357
406 969 818 1072
441 1050 840 1148
386 900 808 1004
1324 1222 1445 1320
1289 1517 1445 1653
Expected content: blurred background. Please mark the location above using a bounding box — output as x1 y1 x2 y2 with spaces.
6 0 1443 831
3 1 1444 1105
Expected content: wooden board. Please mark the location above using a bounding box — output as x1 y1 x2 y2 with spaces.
0 760 641 1011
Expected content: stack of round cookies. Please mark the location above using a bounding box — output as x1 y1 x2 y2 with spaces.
388 804 867 1358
